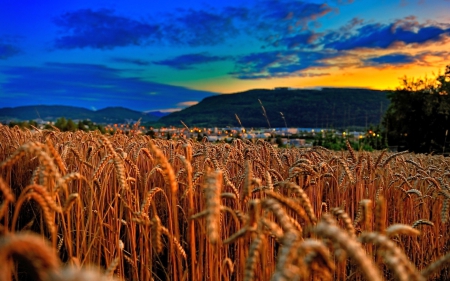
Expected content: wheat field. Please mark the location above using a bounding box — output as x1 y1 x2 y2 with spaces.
1 124 450 281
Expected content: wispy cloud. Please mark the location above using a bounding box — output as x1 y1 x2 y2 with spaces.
53 9 160 49
153 53 229 70
110 57 150 66
231 50 337 79
161 8 244 46
177 101 198 107
363 53 417 66
269 31 319 49
323 17 450 50
252 1 333 33
0 42 20 59
51 1 334 50
0 63 216 111
363 50 450 67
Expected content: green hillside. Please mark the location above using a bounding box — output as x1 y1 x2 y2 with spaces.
159 88 390 128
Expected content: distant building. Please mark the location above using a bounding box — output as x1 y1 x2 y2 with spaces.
290 139 306 147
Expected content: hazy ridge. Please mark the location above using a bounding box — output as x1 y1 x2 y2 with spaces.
0 105 166 124
1 88 390 128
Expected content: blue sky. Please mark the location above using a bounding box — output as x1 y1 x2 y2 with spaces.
1 0 449 112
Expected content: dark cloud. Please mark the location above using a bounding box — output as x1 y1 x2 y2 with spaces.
250 1 333 48
110 57 150 66
324 18 450 50
363 50 450 67
254 0 332 32
153 53 229 70
0 63 216 111
0 43 20 59
159 1 332 47
161 9 244 46
364 53 417 66
271 31 319 49
52 1 333 49
53 9 160 49
231 50 337 79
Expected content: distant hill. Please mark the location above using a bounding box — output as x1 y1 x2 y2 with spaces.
0 105 164 124
147 111 170 118
159 88 390 128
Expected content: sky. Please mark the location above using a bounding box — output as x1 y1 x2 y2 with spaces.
1 0 450 113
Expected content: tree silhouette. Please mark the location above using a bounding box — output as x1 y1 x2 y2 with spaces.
384 65 450 153
66 119 77 132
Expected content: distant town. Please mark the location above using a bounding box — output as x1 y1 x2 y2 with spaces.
136 126 368 148
3 117 385 151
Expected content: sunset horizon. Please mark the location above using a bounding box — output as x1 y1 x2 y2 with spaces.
1 0 449 112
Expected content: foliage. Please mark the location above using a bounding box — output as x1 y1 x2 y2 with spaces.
8 119 38 129
312 129 384 151
359 125 388 151
52 117 105 133
146 129 156 138
384 65 450 153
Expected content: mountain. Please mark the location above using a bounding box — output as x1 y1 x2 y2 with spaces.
146 111 170 118
159 88 390 128
0 105 160 124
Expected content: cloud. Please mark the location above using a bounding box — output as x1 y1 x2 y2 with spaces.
249 1 333 48
177 101 198 107
53 9 160 49
270 31 319 49
363 51 450 67
159 1 332 47
110 57 150 66
253 1 332 31
0 63 216 111
231 50 337 79
147 101 198 113
364 53 417 66
52 1 334 49
153 53 229 70
323 18 450 50
161 8 244 46
0 43 20 59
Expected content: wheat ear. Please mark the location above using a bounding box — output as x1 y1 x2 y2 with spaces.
0 233 60 281
313 215 383 281
244 231 264 281
385 224 421 237
421 252 450 279
359 232 424 281
0 177 15 222
297 239 335 281
331 207 356 239
375 196 386 234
